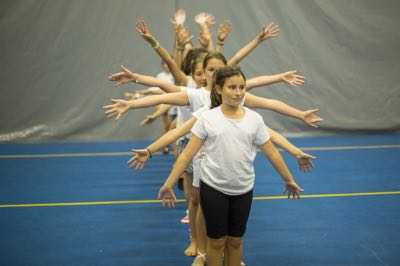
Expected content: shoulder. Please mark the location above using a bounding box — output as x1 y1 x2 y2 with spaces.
193 106 210 119
244 107 265 122
196 107 220 122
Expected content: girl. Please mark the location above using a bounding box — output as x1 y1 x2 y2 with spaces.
158 66 303 266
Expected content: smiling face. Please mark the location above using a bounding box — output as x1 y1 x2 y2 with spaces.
217 74 246 107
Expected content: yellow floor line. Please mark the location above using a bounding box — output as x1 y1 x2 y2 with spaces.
0 152 131 159
0 144 399 159
1 191 399 208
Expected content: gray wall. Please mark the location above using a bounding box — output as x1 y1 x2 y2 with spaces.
1 0 399 143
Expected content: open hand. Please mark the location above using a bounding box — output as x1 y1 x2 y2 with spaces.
258 22 279 41
296 151 316 173
158 186 176 208
127 149 151 170
301 109 324 128
217 20 232 42
282 71 305 86
103 98 133 120
284 181 303 199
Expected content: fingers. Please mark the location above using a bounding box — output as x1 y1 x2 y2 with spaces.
303 153 317 159
108 72 124 81
120 65 132 75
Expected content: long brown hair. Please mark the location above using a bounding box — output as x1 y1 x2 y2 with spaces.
210 66 246 108
182 48 208 75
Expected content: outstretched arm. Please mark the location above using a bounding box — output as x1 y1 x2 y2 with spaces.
136 20 188 86
244 93 323 127
228 22 279 66
259 140 303 198
103 91 189 120
158 135 205 207
246 71 305 90
128 117 197 170
140 104 173 127
109 65 180 93
268 128 315 173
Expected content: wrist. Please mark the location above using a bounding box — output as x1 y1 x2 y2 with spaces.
151 40 160 49
128 101 135 110
130 73 139 83
146 147 152 158
162 184 173 189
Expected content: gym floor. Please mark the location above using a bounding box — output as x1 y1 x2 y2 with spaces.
1 133 399 266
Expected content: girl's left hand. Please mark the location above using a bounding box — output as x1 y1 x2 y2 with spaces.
296 152 316 173
281 71 305 86
284 181 303 199
158 186 176 208
301 109 324 128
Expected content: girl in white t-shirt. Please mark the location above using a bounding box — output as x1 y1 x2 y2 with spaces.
157 66 303 266
105 51 319 265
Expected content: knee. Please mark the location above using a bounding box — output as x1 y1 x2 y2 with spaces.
226 236 242 249
208 236 227 250
190 190 199 206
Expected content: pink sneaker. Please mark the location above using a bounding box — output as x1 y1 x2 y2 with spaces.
181 210 189 224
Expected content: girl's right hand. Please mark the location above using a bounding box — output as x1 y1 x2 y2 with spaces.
103 99 133 120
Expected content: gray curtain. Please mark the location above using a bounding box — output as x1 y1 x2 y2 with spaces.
1 0 399 143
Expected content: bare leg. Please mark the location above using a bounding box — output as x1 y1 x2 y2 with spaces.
184 174 199 257
206 236 227 266
225 236 242 266
192 202 207 265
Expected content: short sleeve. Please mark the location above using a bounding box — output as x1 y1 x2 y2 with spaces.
186 88 196 112
253 116 270 146
192 106 209 119
191 114 208 140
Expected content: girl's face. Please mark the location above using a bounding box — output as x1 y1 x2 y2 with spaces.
217 75 246 107
192 62 206 88
204 58 226 86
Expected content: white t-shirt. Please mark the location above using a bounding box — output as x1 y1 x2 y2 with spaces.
191 106 270 195
187 87 210 113
186 76 197 88
176 87 193 140
156 72 174 84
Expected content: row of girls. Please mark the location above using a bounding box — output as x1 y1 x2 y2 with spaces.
104 9 322 266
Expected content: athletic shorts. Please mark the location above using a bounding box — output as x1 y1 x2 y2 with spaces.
199 180 253 239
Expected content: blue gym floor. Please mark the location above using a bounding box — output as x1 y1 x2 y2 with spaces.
1 133 399 266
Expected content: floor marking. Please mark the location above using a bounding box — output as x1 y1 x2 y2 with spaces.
1 144 399 159
1 191 399 208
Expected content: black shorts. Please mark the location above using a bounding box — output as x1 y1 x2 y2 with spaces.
199 180 253 239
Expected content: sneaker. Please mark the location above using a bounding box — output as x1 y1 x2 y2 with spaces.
181 210 189 224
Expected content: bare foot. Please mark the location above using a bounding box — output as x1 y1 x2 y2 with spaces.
184 241 197 257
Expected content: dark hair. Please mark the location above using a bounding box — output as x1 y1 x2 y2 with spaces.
203 52 227 70
190 53 206 77
210 66 246 108
182 48 208 75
